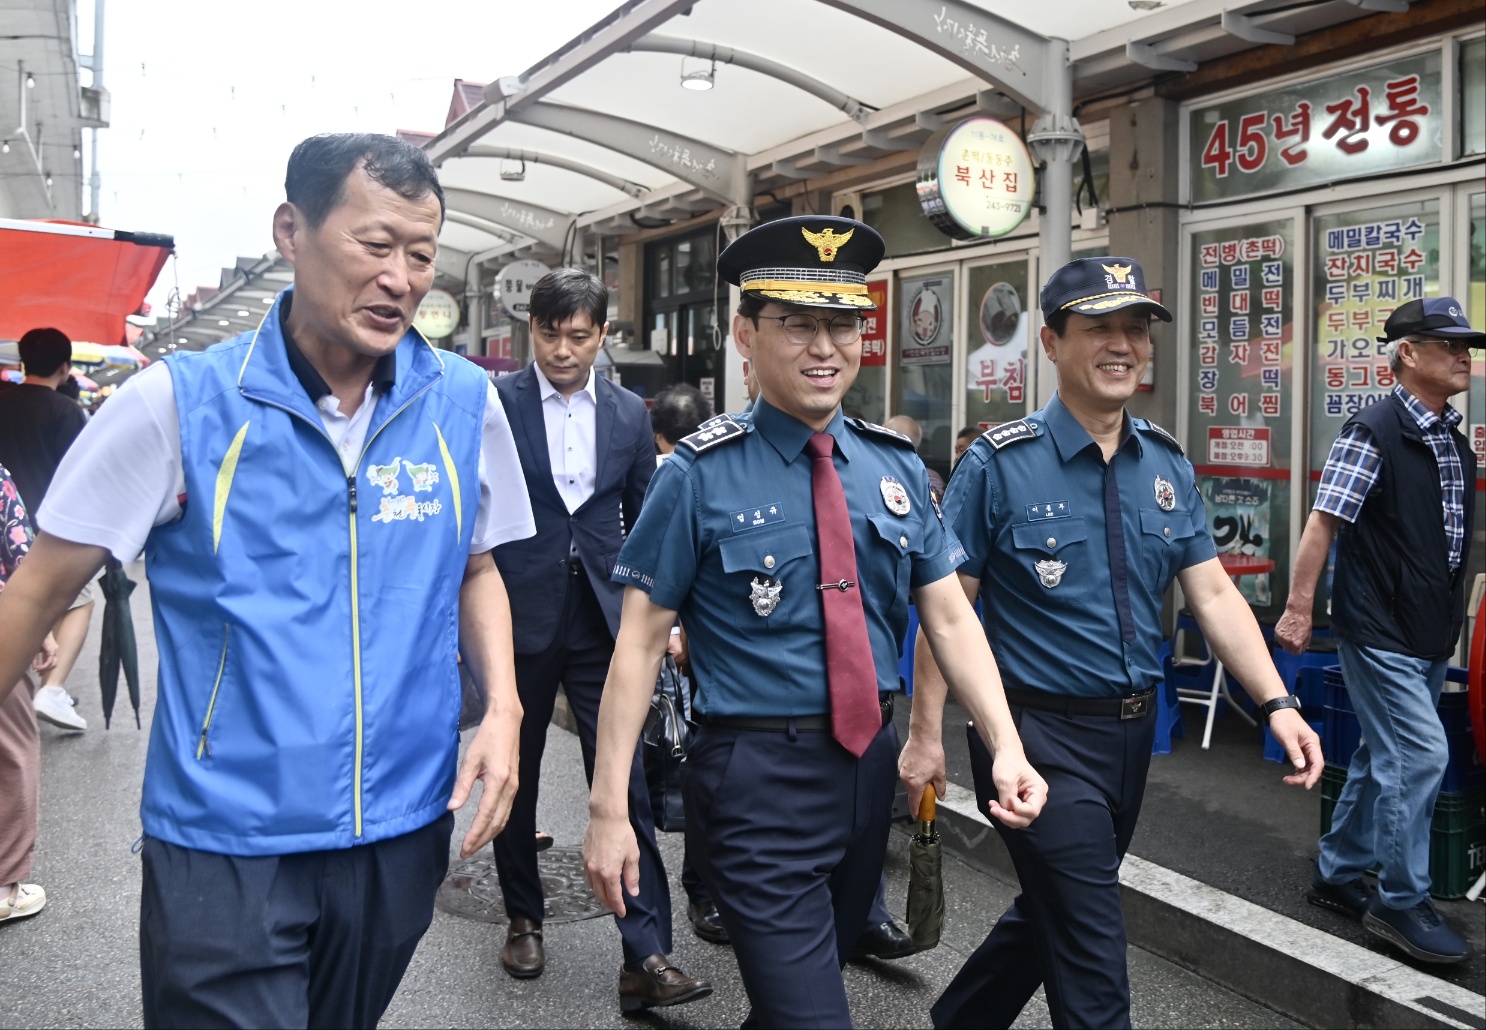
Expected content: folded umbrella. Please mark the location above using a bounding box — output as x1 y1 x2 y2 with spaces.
98 558 141 729
906 787 944 951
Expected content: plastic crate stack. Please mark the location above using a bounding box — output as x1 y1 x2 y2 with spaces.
1319 665 1485 900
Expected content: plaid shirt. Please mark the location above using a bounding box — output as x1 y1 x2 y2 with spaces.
1314 385 1465 569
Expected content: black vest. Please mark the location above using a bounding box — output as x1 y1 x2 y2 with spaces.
1331 393 1475 659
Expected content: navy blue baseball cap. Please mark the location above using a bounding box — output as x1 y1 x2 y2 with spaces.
1039 256 1172 323
1377 297 1485 346
717 215 885 310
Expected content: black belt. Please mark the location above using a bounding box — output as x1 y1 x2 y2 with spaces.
1004 686 1156 720
700 694 894 732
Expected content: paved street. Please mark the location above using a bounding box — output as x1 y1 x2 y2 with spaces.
2 564 1299 1029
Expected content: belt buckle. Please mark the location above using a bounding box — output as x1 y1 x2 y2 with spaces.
1120 694 1149 720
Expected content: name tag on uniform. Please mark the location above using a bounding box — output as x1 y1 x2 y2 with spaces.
731 503 785 532
1025 501 1072 521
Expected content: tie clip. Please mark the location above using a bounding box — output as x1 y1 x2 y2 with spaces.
816 579 856 591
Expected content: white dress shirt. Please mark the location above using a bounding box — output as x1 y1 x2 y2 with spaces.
533 364 598 515
39 360 536 562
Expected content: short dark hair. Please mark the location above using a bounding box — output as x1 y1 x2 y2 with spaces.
956 426 982 443
736 292 769 324
650 383 714 445
285 133 444 228
18 327 72 377
528 268 608 331
1043 308 1071 338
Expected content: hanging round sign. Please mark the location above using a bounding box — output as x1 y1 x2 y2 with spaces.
413 288 460 339
496 260 552 323
916 117 1036 241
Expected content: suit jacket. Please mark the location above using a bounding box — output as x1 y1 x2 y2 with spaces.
493 365 656 653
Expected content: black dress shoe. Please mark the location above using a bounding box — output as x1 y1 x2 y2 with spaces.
688 899 730 945
851 920 917 960
617 954 712 1012
501 916 545 979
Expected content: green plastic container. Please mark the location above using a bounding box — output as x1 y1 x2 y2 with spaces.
1317 768 1484 901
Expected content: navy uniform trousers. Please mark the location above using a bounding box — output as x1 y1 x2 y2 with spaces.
492 562 671 963
684 717 897 1029
139 812 453 1029
932 703 1155 1030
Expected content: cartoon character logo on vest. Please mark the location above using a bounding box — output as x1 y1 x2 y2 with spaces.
367 459 402 494
402 460 440 492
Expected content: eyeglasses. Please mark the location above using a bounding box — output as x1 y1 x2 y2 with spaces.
1416 338 1472 356
757 313 865 346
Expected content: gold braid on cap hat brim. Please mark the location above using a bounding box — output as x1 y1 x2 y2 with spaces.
1061 291 1162 311
743 279 868 295
751 287 875 308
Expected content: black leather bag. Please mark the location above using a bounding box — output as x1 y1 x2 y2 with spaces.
641 656 694 832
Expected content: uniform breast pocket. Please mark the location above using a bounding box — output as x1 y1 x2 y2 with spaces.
717 524 815 626
1010 518 1091 604
865 512 913 621
1138 508 1197 589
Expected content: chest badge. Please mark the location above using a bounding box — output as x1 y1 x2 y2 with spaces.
1154 475 1176 512
749 576 783 617
1034 559 1068 589
880 476 911 516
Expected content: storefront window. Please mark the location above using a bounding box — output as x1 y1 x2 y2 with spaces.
897 271 955 480
1469 192 1485 442
644 230 725 399
1187 219 1296 609
1462 37 1485 158
864 183 948 258
964 258 1031 431
843 280 889 425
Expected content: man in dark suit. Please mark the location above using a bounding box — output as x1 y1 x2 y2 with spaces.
490 269 709 1014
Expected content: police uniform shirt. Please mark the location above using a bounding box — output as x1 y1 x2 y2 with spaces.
943 393 1215 698
613 399 964 716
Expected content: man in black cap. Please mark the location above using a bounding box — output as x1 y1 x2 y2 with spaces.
583 216 1046 1028
904 257 1322 1029
1279 297 1480 964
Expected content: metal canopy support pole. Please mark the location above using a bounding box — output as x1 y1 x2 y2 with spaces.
1025 38 1083 407
441 189 574 250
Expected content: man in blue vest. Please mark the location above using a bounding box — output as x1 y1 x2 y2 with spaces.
1279 297 1481 965
0 134 536 1028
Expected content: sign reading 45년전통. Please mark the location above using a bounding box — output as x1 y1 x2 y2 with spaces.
1189 51 1441 203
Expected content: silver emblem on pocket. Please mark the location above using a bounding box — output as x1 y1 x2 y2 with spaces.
749 576 783 617
1034 559 1067 589
1154 475 1176 511
880 476 910 516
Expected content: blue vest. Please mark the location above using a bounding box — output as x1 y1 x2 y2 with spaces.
142 294 486 855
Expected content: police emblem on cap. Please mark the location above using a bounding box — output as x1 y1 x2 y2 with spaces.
880 476 910 516
1154 475 1176 512
802 225 853 262
749 576 783 617
1034 559 1067 589
1102 263 1134 286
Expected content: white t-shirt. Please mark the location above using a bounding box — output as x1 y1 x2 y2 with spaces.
39 361 536 562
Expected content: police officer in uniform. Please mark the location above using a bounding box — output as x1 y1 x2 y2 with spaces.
903 257 1324 1029
583 216 1047 1028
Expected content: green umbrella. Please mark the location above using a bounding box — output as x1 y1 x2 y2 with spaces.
98 558 141 729
906 788 944 951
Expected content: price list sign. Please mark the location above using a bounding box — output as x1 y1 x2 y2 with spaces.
1308 202 1439 471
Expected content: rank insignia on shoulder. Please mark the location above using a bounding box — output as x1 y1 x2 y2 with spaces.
985 419 1038 450
680 415 746 453
847 418 915 448
1138 419 1183 454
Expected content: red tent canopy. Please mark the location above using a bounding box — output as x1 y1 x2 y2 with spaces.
0 218 173 346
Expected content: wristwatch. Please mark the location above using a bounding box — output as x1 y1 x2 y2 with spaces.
1259 695 1303 723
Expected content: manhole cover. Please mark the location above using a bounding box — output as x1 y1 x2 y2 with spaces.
436 846 610 925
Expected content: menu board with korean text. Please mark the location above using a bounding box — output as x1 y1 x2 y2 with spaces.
965 258 1030 430
1188 220 1295 607
1308 200 1439 472
1189 51 1441 203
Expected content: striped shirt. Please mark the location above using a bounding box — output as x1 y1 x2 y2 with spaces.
1313 385 1465 569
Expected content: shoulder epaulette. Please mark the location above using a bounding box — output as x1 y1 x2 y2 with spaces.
679 414 746 454
846 418 915 449
1137 419 1184 454
983 419 1040 450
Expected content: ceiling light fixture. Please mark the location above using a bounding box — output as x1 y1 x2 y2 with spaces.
26 73 35 89
1 141 9 154
177 337 187 344
218 319 230 326
499 159 526 182
680 57 715 92
73 147 81 159
236 309 250 317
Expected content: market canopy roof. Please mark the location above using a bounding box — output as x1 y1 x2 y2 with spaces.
0 218 173 346
409 0 1410 266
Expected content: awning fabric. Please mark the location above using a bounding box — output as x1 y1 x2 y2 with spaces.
0 218 173 346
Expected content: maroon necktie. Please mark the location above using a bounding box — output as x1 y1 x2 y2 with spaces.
805 433 880 758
